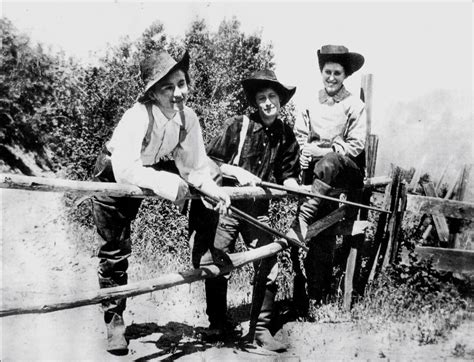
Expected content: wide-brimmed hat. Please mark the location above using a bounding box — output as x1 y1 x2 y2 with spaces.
241 69 296 107
317 45 364 76
140 50 190 95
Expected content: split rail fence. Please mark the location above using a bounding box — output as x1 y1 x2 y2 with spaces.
0 172 391 317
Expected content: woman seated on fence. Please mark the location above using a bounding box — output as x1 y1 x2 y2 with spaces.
287 44 367 319
91 49 230 355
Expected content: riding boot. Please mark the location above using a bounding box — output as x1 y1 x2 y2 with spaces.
203 276 240 341
290 246 309 318
247 284 287 352
106 313 128 355
99 272 128 355
289 179 333 242
285 179 331 318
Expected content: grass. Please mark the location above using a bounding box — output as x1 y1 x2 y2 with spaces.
351 269 469 345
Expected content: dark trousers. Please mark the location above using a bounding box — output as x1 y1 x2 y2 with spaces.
299 152 363 301
190 192 278 327
91 151 180 321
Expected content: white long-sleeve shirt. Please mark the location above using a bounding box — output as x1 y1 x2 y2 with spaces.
294 86 367 158
106 102 215 201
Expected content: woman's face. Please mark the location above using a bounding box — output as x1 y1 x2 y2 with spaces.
255 87 281 124
151 69 189 116
322 62 346 96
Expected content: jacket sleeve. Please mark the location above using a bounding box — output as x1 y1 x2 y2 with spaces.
332 97 367 158
274 123 301 184
293 110 311 147
206 117 240 166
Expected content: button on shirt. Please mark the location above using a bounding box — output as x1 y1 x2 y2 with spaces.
106 102 213 201
294 86 366 158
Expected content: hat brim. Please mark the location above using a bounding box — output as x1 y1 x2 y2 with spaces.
143 51 190 94
241 79 296 108
317 51 364 76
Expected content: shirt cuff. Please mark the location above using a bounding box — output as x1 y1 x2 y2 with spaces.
151 171 182 201
331 143 345 155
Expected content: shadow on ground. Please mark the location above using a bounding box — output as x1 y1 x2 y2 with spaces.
123 300 299 361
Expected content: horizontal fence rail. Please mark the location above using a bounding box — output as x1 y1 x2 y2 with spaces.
412 246 474 274
0 241 286 317
406 194 474 220
0 173 391 200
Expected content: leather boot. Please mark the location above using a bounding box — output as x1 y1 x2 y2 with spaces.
106 313 128 355
202 276 240 341
286 179 331 319
99 272 128 354
289 179 332 242
248 285 287 353
290 246 309 319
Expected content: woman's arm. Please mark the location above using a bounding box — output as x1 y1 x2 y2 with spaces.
110 104 185 202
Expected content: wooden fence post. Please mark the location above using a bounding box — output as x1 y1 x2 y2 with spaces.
367 168 395 284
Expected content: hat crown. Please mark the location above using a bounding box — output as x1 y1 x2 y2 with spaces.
317 44 364 76
140 50 177 84
320 45 350 55
246 69 278 82
241 69 296 108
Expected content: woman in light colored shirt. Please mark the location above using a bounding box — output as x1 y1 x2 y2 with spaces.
91 50 230 355
287 45 366 319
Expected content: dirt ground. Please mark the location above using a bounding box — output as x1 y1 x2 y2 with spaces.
1 188 473 361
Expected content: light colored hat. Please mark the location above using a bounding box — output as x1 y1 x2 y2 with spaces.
241 69 296 107
317 45 364 76
139 50 190 95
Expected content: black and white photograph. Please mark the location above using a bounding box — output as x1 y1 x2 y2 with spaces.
1 0 473 360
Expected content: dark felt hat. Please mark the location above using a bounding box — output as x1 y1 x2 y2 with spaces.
241 69 296 107
139 50 190 95
317 45 365 76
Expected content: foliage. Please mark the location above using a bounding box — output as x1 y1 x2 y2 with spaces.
352 250 468 345
0 18 65 171
184 17 274 143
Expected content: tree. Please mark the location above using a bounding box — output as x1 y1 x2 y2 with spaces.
184 17 275 142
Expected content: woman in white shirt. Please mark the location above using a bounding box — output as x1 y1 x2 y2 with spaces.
91 50 230 355
288 45 366 319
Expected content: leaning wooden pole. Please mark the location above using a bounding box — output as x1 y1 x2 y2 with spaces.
0 241 286 318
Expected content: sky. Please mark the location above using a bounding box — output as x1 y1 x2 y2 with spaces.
2 1 473 177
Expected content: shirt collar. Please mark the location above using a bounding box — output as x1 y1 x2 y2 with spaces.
152 104 183 127
250 112 282 134
318 86 351 104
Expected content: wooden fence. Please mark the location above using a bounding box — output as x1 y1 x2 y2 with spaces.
0 172 391 317
403 163 474 276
